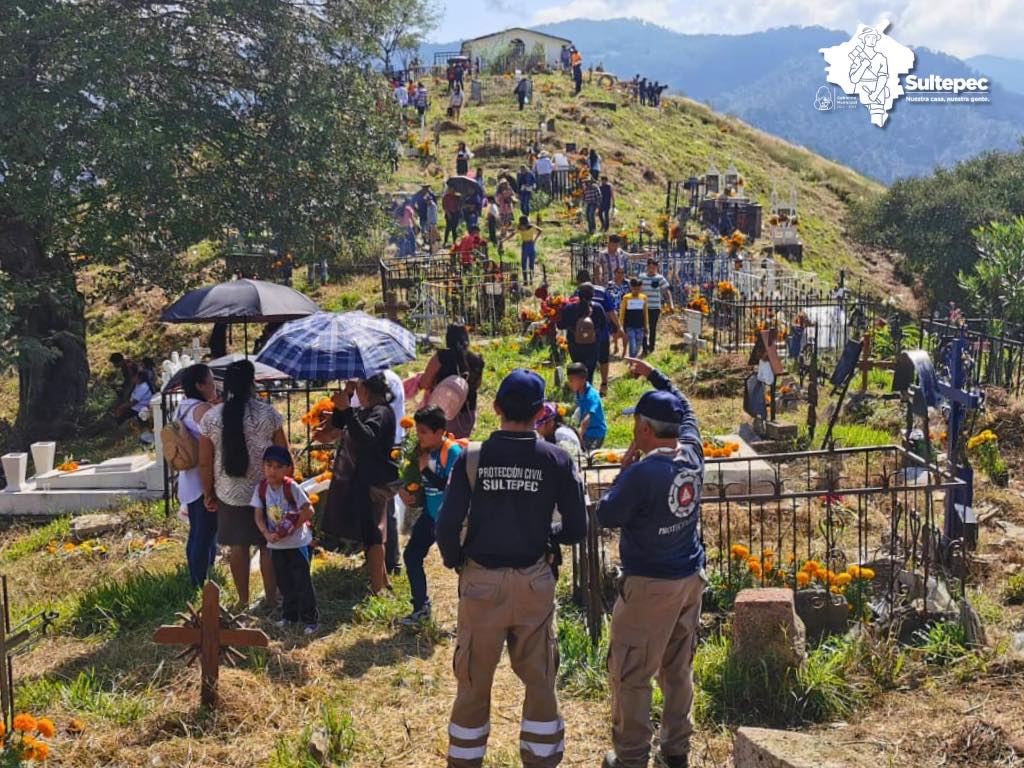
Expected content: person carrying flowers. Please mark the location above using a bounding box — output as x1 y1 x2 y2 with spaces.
398 406 464 625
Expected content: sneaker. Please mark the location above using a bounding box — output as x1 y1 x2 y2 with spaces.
398 604 432 625
303 624 319 636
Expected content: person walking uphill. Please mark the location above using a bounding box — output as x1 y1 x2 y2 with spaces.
597 357 705 768
436 370 587 768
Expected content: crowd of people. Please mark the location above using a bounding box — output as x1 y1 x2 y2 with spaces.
631 75 669 107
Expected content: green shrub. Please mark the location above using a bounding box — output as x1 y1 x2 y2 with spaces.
1004 571 1024 605
556 609 609 700
694 633 863 727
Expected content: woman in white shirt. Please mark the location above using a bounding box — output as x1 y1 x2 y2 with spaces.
535 401 584 461
449 83 464 123
175 364 219 586
199 360 289 610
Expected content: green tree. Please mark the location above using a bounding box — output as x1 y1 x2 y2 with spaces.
373 0 440 74
852 147 1024 306
0 0 400 441
959 217 1024 324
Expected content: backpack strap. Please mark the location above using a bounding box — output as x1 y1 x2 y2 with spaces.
258 478 268 511
281 475 296 508
464 441 482 493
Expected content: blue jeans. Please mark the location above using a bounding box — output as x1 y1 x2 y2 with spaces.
186 496 218 587
520 191 532 215
403 512 436 611
521 241 537 282
627 326 645 357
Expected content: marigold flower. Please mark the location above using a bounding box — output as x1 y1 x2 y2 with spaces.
308 493 320 505
859 567 875 581
730 544 749 560
13 714 36 733
35 718 55 738
390 448 402 460
801 559 819 574
406 483 421 493
748 560 762 577
835 573 852 587
67 718 86 734
400 416 415 429
796 571 811 587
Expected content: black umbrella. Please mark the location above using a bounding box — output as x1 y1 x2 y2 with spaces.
161 279 320 353
161 353 289 393
447 175 484 198
161 279 319 324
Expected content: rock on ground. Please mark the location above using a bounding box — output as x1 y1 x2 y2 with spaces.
733 726 881 767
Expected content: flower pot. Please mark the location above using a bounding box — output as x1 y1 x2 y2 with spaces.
2 453 28 492
30 442 56 477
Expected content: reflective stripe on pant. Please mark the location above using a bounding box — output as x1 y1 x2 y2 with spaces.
448 559 564 768
609 573 704 768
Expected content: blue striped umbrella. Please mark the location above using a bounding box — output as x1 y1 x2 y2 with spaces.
255 311 416 381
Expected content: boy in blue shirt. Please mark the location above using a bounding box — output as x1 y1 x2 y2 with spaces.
399 405 464 624
568 362 608 452
251 445 319 635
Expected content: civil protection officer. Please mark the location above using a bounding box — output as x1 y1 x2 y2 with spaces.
597 357 705 768
436 369 587 768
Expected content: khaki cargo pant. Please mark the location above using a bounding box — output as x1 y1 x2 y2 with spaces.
447 559 564 768
608 572 704 768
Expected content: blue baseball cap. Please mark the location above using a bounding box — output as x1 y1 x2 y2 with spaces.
262 445 293 467
631 390 686 424
496 368 546 408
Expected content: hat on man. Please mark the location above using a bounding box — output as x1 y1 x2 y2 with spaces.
627 390 686 425
263 445 294 467
496 369 546 409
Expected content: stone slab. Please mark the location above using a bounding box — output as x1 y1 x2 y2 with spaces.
72 512 126 541
0 488 161 516
39 459 156 491
703 434 778 497
734 726 880 768
732 588 806 668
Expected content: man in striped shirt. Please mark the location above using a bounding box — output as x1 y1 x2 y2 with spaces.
640 258 674 355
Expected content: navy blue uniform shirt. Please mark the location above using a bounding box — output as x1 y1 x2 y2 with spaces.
437 430 587 569
596 369 706 579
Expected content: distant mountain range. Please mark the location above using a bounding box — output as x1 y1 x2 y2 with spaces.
422 20 1024 183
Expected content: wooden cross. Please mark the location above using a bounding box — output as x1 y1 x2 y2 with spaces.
857 329 897 393
0 575 59 729
152 582 268 708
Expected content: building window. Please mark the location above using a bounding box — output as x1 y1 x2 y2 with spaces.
510 38 526 57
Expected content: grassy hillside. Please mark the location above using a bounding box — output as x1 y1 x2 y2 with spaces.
395 71 888 289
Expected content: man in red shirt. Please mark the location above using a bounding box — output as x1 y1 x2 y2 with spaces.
454 226 487 266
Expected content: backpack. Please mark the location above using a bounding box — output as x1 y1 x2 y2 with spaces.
574 310 597 345
161 403 200 472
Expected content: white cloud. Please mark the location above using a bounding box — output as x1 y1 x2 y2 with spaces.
529 0 1024 59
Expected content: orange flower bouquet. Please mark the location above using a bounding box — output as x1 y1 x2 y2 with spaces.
2 713 56 763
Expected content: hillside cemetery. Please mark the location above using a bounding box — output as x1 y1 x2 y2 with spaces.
1 12 1023 768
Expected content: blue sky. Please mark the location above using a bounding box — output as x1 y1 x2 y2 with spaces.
430 0 1023 59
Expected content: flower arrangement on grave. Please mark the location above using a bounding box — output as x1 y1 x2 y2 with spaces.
1 714 56 763
797 560 876 619
703 438 740 458
687 294 710 315
592 451 622 464
716 280 737 300
48 538 108 558
656 213 670 241
721 231 746 254
967 429 1008 485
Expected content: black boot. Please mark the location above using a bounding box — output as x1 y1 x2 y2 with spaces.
602 750 646 768
659 752 688 768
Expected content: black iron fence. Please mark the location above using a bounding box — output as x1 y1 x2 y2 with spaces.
711 291 884 358
573 444 969 642
481 125 542 156
379 254 464 309
919 315 1024 397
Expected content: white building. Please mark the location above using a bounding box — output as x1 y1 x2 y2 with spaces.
461 28 573 72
